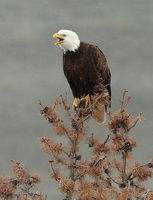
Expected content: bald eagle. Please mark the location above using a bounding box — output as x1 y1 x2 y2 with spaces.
53 29 111 123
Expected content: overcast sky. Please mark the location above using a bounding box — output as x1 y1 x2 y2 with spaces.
0 0 153 199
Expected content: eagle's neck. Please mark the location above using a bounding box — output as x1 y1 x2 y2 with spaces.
59 39 80 53
64 43 82 57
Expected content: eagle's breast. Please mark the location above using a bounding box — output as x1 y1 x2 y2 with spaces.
62 42 110 99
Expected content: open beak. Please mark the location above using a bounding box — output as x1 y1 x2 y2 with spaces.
52 33 64 45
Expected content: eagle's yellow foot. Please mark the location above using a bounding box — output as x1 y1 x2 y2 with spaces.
73 98 79 111
81 94 90 108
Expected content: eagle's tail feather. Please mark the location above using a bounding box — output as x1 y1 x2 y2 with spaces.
92 101 106 124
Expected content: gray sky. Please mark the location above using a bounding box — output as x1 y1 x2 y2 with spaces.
0 0 153 199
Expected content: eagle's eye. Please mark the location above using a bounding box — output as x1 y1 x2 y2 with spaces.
62 34 66 37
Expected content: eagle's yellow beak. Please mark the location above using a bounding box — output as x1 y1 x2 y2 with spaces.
52 33 64 45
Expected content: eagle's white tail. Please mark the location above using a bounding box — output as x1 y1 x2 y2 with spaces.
92 101 106 124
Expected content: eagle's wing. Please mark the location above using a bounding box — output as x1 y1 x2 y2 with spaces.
95 46 111 107
63 69 75 96
89 45 111 123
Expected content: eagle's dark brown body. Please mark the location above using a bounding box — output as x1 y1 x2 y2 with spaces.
63 42 111 107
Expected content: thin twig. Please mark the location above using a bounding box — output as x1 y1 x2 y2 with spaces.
60 94 71 117
127 114 142 132
103 134 110 145
49 161 60 181
128 163 150 181
104 171 120 185
121 152 127 184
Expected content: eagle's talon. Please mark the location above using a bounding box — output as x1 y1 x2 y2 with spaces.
73 98 79 112
73 105 78 112
81 94 90 108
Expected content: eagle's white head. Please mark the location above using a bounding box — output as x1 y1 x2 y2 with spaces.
52 29 80 53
